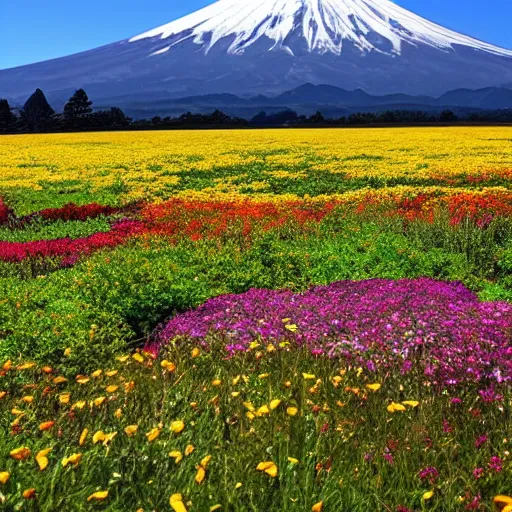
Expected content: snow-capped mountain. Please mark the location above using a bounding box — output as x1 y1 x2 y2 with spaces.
1 0 512 108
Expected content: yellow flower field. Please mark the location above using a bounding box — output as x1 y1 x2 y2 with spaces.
1 127 512 212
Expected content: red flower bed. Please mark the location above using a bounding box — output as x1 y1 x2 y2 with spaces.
0 220 144 264
0 198 14 225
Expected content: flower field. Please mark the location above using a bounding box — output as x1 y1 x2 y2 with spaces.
1 127 512 510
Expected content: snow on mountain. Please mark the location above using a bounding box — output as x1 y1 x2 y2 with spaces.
130 0 512 58
1 0 512 110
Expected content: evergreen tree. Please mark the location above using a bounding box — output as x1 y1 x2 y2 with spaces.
0 99 17 133
63 89 93 125
21 89 55 132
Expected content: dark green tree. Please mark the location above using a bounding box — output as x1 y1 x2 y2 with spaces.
0 99 17 133
63 89 93 126
439 109 458 122
21 89 55 132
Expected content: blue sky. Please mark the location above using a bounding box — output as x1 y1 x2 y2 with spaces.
2 0 512 69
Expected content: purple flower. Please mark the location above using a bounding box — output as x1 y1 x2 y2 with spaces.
418 466 439 484
475 435 488 449
488 456 503 473
472 467 484 479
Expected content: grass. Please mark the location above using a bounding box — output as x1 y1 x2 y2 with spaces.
0 343 510 511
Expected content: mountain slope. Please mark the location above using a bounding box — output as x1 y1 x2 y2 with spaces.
1 0 512 106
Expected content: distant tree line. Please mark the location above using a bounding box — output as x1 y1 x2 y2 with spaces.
2 87 512 135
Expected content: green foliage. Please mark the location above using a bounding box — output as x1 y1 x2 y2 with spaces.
0 345 509 511
2 213 512 370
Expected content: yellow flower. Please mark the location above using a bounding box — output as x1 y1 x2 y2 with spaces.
502 506 512 512
39 421 55 431
76 377 90 385
17 362 36 370
243 401 255 412
102 432 117 446
10 447 31 460
169 451 183 464
256 405 270 416
36 448 52 471
285 323 298 332
494 496 512 506
231 391 240 397
117 355 129 363
266 344 276 353
0 391 7 399
21 395 34 404
270 399 281 410
87 490 109 502
288 457 299 464
91 370 102 378
170 420 185 434
302 373 316 380
124 425 138 437
246 412 255 420
53 376 68 384
114 408 123 419
312 501 323 512
423 490 434 501
161 360 176 371
185 444 195 456
23 488 36 499
259 373 270 379
212 379 222 387
146 428 161 442
387 402 406 413
72 400 86 410
170 493 187 512
366 383 382 392
93 396 106 407
3 360 12 371
93 431 106 444
11 408 23 415
64 348 72 357
59 393 71 404
195 465 206 484
287 407 298 416
210 505 222 511
62 453 82 468
132 353 144 363
0 472 10 485
235 482 243 489
106 385 119 393
79 428 89 446
402 400 420 408
256 461 278 478
201 455 212 468
105 370 118 377
124 380 135 393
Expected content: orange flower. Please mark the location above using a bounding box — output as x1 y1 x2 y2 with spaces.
312 501 323 512
17 362 36 371
161 360 176 371
2 360 12 371
185 444 195 456
191 348 200 358
21 395 34 404
0 472 10 485
0 391 7 400
10 447 31 460
87 490 109 502
39 421 55 431
106 385 119 393
92 396 106 407
22 488 36 499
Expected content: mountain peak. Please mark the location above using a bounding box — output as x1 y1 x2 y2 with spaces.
130 0 512 58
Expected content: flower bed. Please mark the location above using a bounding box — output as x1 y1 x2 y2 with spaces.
153 279 512 386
